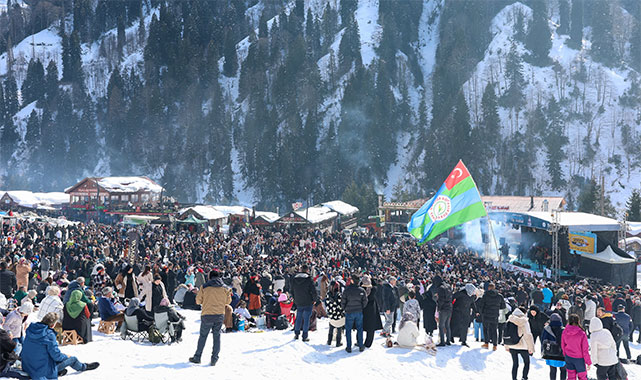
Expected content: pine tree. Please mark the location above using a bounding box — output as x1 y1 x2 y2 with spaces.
0 83 5 126
568 0 583 49
501 43 526 112
44 60 59 102
590 1 617 65
223 29 238 77
558 0 570 35
577 179 599 213
0 119 18 163
544 97 568 190
452 91 472 163
73 0 93 42
481 83 500 148
338 22 362 75
62 31 84 84
24 109 40 148
21 59 45 105
117 16 126 59
630 17 641 71
3 75 19 117
627 189 641 222
340 0 358 26
525 0 551 66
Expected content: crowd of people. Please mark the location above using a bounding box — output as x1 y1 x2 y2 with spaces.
0 217 638 379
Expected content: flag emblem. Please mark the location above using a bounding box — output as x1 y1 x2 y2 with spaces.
428 195 452 221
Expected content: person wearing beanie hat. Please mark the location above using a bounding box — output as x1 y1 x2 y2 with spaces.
505 307 535 380
541 313 566 380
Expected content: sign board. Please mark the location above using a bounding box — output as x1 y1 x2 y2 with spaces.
568 231 597 255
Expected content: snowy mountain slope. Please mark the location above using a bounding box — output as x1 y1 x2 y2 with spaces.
463 1 640 210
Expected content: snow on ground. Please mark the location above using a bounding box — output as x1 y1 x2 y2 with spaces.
355 0 382 67
60 308 641 379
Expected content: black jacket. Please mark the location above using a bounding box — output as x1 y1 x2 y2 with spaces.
291 273 318 308
381 283 399 312
363 286 383 332
435 284 453 312
478 289 505 323
451 290 473 338
420 287 437 333
0 270 16 298
631 304 641 325
341 284 367 314
528 305 549 335
531 289 544 304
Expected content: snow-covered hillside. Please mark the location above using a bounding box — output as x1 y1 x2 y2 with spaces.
55 308 641 379
463 1 640 210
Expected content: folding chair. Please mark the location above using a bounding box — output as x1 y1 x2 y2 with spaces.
153 312 176 344
122 314 149 342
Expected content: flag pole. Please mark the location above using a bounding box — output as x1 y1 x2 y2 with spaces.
484 203 502 278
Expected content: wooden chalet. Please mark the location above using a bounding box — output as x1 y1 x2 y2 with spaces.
65 176 164 209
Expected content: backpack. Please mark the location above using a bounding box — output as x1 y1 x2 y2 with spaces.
503 321 522 346
148 326 163 344
610 320 624 343
231 313 240 331
274 315 289 330
541 326 564 360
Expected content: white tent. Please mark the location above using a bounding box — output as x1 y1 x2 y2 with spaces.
585 245 635 264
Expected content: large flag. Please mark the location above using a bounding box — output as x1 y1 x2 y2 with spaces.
407 160 486 243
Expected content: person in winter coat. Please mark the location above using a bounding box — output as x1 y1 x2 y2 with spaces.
531 285 544 310
361 275 383 348
432 275 453 346
150 275 168 312
341 274 367 353
243 276 262 315
473 290 484 342
137 266 153 310
0 328 22 379
584 295 597 333
561 314 591 380
231 274 242 297
478 282 506 350
541 313 566 380
194 269 206 289
184 268 196 287
0 261 17 298
613 304 633 360
589 317 618 380
62 290 92 344
3 302 33 354
325 281 345 347
291 265 318 342
450 284 475 347
631 299 641 343
505 307 535 380
115 266 139 302
397 311 420 348
528 305 549 346
568 298 585 327
97 287 124 327
15 259 31 290
381 276 399 337
403 290 421 324
174 284 189 306
420 285 438 337
124 297 154 332
188 269 231 366
37 286 63 323
542 284 554 310
154 297 185 342
22 312 99 380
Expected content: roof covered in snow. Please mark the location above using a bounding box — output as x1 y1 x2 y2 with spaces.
253 211 280 223
482 196 566 213
1 191 68 208
627 222 641 236
526 212 621 232
210 205 251 217
295 205 338 224
65 177 163 194
178 205 226 221
320 201 359 216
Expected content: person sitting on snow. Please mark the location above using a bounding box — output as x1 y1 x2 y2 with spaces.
396 311 420 348
22 312 99 379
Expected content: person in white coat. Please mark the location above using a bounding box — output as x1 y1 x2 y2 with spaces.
505 307 535 380
137 266 153 312
589 317 619 380
584 296 597 333
397 312 420 348
36 286 63 323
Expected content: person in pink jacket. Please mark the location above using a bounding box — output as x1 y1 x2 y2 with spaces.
561 314 592 380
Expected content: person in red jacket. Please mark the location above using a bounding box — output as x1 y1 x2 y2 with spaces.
561 314 592 380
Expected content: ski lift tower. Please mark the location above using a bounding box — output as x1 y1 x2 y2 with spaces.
549 209 561 281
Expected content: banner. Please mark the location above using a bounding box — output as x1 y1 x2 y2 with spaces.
568 231 597 255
